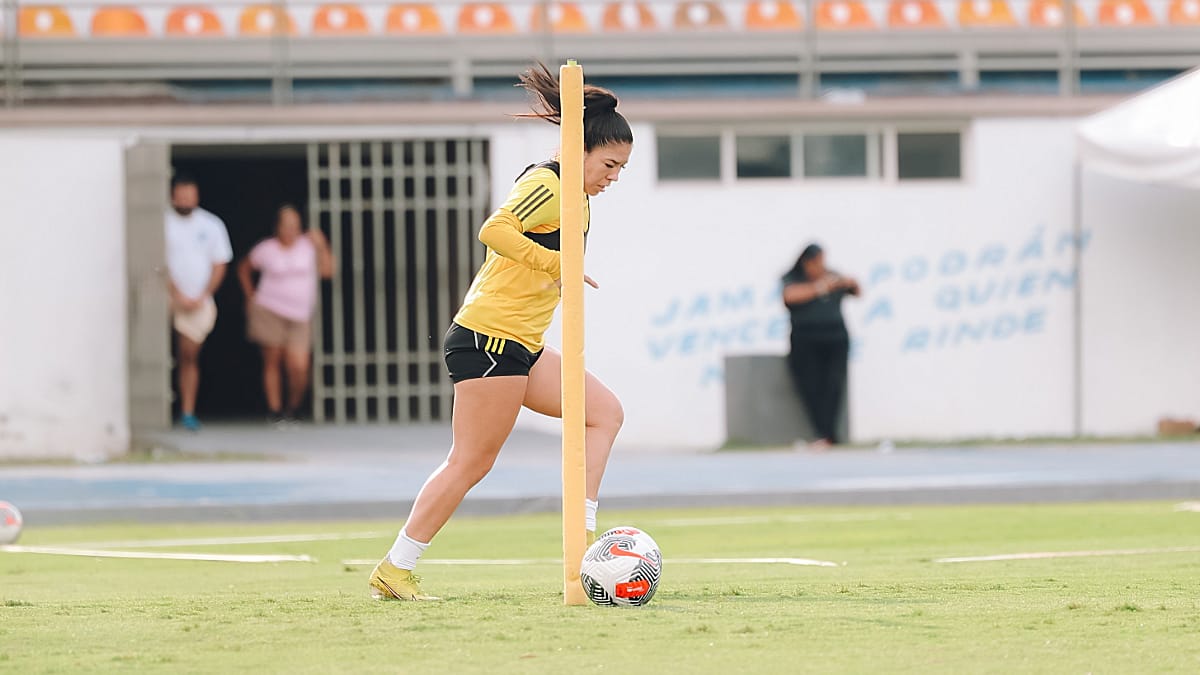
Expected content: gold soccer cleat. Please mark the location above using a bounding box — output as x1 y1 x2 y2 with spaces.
368 558 441 601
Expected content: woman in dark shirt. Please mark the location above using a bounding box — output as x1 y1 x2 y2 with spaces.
782 244 860 448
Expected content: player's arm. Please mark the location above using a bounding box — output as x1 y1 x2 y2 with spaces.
783 278 832 305
206 218 234 298
478 210 561 279
237 258 256 301
205 263 228 299
478 170 561 278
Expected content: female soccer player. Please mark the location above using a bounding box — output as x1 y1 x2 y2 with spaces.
369 64 633 600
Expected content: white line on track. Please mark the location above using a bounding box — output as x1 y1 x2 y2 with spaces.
0 545 314 563
1174 502 1200 512
341 557 841 567
648 513 911 527
679 557 841 567
935 546 1200 564
65 532 387 549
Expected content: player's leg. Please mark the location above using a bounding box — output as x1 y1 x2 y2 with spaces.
407 376 528 541
820 339 850 445
370 376 527 600
176 332 203 431
248 302 288 422
788 335 828 447
281 317 313 420
260 345 284 420
282 345 310 419
522 346 624 540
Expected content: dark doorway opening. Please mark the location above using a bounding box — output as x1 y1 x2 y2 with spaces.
170 143 309 421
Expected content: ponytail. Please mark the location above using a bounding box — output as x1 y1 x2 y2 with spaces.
515 62 633 152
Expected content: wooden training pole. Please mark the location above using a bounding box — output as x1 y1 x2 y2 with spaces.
559 59 588 606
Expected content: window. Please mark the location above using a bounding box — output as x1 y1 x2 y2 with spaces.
897 132 961 180
654 125 965 183
803 134 869 178
657 135 720 180
736 135 791 178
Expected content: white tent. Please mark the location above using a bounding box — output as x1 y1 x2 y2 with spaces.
1070 68 1200 435
1077 67 1200 188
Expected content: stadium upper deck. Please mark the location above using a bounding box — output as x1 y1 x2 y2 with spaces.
2 0 1197 104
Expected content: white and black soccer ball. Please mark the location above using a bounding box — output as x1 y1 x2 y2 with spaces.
580 526 662 607
0 501 22 546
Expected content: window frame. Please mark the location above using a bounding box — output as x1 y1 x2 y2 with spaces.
654 122 967 186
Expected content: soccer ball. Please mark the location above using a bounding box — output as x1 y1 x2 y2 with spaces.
580 526 662 607
0 501 22 546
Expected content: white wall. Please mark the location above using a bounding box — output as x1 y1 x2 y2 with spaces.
0 138 130 460
3 114 1190 457
497 118 1091 447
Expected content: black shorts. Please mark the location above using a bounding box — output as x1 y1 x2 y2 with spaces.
444 322 543 383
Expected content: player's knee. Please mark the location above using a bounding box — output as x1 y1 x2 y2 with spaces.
447 453 497 486
590 395 624 434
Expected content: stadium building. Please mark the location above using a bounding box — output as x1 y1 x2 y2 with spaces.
2 0 1199 459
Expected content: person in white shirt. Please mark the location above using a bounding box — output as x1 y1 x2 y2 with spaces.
165 174 233 431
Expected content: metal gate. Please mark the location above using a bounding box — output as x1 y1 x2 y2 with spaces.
308 139 490 423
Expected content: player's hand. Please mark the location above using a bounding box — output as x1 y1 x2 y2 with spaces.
550 275 600 292
179 296 203 312
307 227 328 247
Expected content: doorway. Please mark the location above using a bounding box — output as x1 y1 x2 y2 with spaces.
170 143 309 421
158 138 492 425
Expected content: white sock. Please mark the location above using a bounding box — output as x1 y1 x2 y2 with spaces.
585 499 598 532
387 528 430 570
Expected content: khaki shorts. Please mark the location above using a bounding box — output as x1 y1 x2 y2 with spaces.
173 296 217 344
248 302 312 350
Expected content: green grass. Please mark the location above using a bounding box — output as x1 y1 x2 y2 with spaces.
3 502 1200 673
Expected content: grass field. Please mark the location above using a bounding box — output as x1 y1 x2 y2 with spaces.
3 502 1200 673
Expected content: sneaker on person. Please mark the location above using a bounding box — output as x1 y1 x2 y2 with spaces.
369 558 440 601
181 413 201 432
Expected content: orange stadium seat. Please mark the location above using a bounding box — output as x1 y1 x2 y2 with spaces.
1096 0 1156 25
816 0 876 29
1027 0 1086 26
313 4 370 34
958 0 1018 26
19 6 76 37
1168 0 1200 24
239 5 296 35
745 1 803 30
602 1 657 31
165 7 224 36
530 2 589 32
386 4 443 33
674 1 729 29
888 0 947 27
91 7 149 36
457 3 516 33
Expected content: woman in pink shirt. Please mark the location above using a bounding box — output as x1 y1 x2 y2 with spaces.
238 205 335 423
